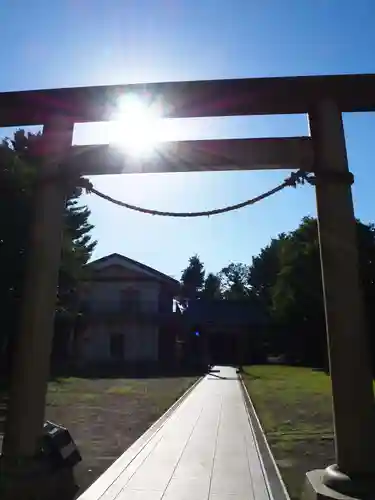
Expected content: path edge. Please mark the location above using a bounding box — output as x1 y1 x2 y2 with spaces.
240 374 291 500
78 375 204 500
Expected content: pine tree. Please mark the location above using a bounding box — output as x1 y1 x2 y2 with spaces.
0 130 96 371
180 255 205 302
201 273 222 299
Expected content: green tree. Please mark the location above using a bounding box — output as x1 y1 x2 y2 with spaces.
54 193 97 362
271 217 326 367
0 130 96 371
220 263 250 300
248 235 286 310
252 216 375 370
201 272 222 299
180 255 205 301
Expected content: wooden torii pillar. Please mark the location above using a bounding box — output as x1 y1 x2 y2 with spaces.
0 75 375 500
305 101 375 497
1 119 76 498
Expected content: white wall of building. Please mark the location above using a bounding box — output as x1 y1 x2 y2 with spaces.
81 324 159 362
84 280 160 312
77 255 177 364
80 280 161 362
81 328 109 361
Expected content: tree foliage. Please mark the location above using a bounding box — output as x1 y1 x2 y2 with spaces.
180 254 205 301
248 216 375 370
0 130 96 370
270 217 327 366
201 272 222 299
219 263 251 300
248 235 286 311
180 215 375 372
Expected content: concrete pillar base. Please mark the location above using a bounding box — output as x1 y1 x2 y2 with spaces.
303 467 375 500
0 455 78 500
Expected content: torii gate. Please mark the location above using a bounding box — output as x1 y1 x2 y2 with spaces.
1 74 375 499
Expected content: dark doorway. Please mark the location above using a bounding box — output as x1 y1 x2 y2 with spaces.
110 333 124 360
182 331 206 370
208 332 238 365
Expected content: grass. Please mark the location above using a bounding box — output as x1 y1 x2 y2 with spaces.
243 365 335 500
1 376 198 496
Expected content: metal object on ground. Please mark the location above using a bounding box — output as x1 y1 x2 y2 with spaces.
41 421 82 468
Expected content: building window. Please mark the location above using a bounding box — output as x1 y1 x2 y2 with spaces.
110 333 124 360
120 288 140 312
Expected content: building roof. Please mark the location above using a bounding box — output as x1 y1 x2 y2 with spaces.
86 253 179 288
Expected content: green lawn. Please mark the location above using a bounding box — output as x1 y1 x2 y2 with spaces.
243 365 335 500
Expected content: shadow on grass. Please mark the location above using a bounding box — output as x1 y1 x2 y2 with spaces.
0 363 205 435
49 363 207 382
241 368 263 381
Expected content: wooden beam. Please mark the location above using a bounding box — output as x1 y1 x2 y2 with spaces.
1 74 375 127
63 137 313 176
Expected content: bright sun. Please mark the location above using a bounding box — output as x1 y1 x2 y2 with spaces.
110 94 164 158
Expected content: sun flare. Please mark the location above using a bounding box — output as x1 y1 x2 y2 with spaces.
110 94 164 158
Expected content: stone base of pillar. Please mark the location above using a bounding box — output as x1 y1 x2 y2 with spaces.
0 456 78 500
303 467 375 500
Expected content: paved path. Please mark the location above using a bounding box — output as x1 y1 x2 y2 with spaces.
79 366 271 500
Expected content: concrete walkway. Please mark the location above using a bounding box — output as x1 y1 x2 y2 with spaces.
79 366 272 500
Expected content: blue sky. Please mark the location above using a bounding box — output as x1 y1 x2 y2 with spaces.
1 1 375 279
